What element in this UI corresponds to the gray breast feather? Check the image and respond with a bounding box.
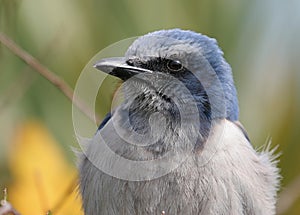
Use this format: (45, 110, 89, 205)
(79, 119, 280, 215)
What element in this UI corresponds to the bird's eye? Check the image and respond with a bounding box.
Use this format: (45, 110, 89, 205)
(167, 60, 183, 72)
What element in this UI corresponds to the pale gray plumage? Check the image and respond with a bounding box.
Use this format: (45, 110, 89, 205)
(78, 29, 280, 215)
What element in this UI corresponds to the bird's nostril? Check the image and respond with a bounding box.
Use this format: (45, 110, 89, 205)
(126, 59, 135, 66)
(162, 95, 171, 102)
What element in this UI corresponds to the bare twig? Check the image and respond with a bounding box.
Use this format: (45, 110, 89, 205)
(0, 31, 99, 123)
(277, 174, 300, 214)
(0, 30, 62, 114)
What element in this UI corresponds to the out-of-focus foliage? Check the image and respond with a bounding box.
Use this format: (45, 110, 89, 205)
(0, 0, 299, 214)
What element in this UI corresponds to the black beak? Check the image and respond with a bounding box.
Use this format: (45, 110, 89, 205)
(93, 57, 153, 81)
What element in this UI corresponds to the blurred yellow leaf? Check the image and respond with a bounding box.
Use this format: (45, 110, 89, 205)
(8, 120, 83, 215)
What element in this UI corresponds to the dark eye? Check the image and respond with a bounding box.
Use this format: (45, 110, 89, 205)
(167, 60, 183, 72)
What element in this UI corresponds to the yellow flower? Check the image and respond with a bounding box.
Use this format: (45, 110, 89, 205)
(8, 120, 83, 215)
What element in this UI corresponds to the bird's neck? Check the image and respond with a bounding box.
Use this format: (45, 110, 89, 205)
(121, 96, 212, 149)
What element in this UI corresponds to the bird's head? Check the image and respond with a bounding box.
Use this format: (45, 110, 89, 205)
(95, 29, 239, 136)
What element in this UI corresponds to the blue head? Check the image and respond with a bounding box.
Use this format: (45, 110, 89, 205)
(95, 29, 239, 131)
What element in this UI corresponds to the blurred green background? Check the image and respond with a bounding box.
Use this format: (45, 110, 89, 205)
(0, 0, 299, 214)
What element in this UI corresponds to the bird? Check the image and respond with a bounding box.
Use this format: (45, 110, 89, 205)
(78, 29, 280, 215)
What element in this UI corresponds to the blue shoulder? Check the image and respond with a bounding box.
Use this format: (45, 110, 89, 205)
(97, 112, 112, 131)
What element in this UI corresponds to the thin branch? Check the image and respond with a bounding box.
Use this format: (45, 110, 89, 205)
(0, 29, 64, 113)
(0, 31, 99, 123)
(277, 174, 300, 214)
